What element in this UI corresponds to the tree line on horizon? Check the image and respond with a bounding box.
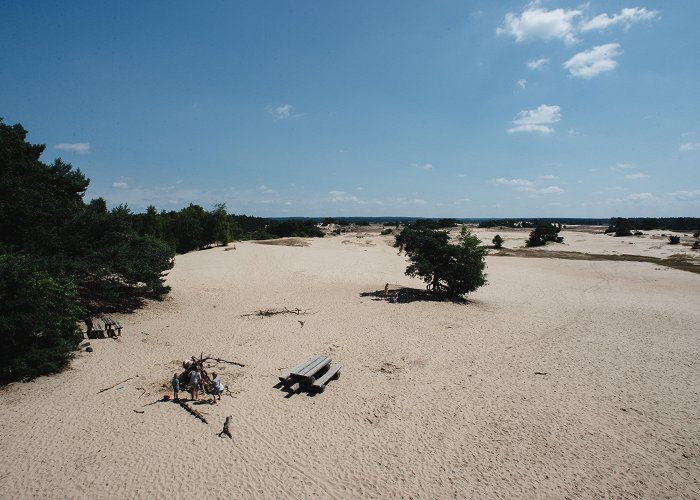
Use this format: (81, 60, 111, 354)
(478, 217, 700, 231)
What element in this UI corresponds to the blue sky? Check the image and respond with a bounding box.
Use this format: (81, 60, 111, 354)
(2, 1, 699, 217)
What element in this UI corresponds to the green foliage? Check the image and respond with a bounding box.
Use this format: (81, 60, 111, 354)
(526, 222, 563, 247)
(412, 218, 460, 229)
(606, 218, 633, 237)
(265, 220, 324, 238)
(668, 235, 680, 245)
(0, 119, 175, 382)
(381, 228, 393, 235)
(492, 234, 504, 248)
(692, 239, 700, 250)
(0, 254, 84, 383)
(394, 225, 487, 297)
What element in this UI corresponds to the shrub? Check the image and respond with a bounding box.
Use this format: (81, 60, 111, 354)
(668, 235, 681, 245)
(492, 234, 504, 248)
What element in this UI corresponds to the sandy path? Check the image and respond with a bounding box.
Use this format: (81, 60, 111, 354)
(0, 233, 698, 498)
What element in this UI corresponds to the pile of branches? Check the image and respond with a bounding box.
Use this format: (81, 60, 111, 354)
(178, 353, 244, 397)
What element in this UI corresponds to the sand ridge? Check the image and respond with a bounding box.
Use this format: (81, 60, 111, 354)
(0, 229, 698, 498)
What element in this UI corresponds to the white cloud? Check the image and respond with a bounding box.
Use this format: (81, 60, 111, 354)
(329, 190, 367, 204)
(516, 79, 527, 89)
(564, 43, 622, 79)
(539, 174, 558, 179)
(624, 173, 649, 179)
(411, 199, 427, 205)
(507, 104, 561, 134)
(670, 190, 700, 201)
(537, 186, 564, 194)
(456, 173, 467, 178)
(266, 104, 302, 120)
(526, 57, 550, 70)
(680, 142, 700, 151)
(494, 178, 534, 187)
(495, 178, 562, 195)
(259, 185, 275, 193)
(497, 6, 582, 45)
(614, 162, 636, 170)
(580, 7, 659, 32)
(54, 142, 90, 154)
(548, 202, 562, 206)
(112, 181, 129, 189)
(626, 192, 653, 201)
(412, 163, 434, 170)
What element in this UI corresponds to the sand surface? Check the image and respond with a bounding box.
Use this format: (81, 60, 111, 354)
(1, 228, 698, 498)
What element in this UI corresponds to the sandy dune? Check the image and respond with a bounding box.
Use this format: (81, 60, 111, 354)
(1, 228, 698, 498)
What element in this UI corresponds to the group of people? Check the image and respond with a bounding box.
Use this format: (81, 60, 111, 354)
(384, 283, 400, 303)
(171, 365, 225, 403)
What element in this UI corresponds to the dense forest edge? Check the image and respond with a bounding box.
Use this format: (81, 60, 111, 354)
(1, 118, 699, 383)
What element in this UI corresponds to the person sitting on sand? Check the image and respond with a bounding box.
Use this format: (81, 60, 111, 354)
(211, 372, 224, 401)
(189, 367, 201, 401)
(171, 373, 180, 400)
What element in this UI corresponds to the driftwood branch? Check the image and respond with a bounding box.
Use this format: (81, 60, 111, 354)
(97, 376, 136, 394)
(177, 399, 208, 424)
(240, 307, 309, 318)
(202, 356, 245, 368)
(218, 416, 233, 439)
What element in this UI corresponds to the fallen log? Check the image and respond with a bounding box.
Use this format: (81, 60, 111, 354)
(177, 399, 208, 424)
(218, 416, 233, 439)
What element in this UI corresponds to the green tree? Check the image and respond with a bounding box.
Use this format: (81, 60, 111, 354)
(492, 234, 504, 248)
(394, 225, 487, 296)
(526, 222, 563, 247)
(606, 218, 633, 237)
(207, 203, 232, 246)
(174, 204, 207, 252)
(0, 119, 175, 382)
(0, 254, 84, 383)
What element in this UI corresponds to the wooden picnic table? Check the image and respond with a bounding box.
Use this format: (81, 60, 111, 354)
(279, 355, 341, 394)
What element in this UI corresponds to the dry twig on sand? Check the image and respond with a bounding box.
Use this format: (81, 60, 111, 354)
(97, 376, 136, 394)
(240, 307, 309, 318)
(201, 356, 245, 368)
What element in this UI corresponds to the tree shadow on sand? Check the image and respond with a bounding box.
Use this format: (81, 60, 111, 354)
(359, 287, 467, 304)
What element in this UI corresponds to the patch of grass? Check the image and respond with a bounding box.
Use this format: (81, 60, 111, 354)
(491, 248, 700, 275)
